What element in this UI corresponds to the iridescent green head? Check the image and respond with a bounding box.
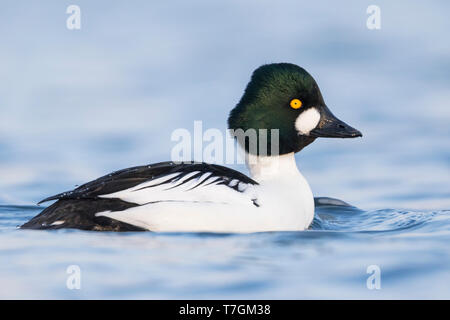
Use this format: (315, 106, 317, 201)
(228, 63, 362, 156)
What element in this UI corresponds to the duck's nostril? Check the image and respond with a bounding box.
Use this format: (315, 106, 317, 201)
(338, 124, 346, 129)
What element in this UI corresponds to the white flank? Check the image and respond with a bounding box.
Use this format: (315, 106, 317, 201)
(96, 153, 315, 233)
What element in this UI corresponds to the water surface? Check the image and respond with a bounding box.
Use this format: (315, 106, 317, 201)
(0, 0, 449, 299)
(1, 204, 449, 299)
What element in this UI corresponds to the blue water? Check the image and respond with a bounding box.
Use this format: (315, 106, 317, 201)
(1, 1, 449, 299)
(1, 204, 449, 299)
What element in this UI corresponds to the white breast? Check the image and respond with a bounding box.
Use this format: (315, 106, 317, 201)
(246, 152, 315, 230)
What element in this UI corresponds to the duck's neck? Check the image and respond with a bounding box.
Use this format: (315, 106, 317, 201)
(246, 152, 301, 182)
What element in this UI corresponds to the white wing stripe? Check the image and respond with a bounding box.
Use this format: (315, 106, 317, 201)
(130, 172, 181, 191)
(163, 171, 201, 190)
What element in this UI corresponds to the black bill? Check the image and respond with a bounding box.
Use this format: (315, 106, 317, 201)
(309, 105, 362, 138)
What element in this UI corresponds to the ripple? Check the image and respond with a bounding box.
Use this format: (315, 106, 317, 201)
(313, 204, 450, 233)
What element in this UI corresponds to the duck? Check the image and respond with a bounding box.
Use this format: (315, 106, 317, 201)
(21, 63, 362, 232)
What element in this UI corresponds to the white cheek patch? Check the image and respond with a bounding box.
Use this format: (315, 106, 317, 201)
(295, 108, 321, 135)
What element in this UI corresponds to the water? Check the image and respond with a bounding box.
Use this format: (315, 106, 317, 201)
(0, 0, 449, 299)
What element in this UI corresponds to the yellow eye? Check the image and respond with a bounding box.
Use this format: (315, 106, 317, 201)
(290, 99, 302, 109)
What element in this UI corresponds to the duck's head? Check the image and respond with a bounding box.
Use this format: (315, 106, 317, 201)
(228, 63, 362, 156)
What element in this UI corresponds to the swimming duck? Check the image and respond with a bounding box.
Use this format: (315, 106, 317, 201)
(21, 63, 362, 232)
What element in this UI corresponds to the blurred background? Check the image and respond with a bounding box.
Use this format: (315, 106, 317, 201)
(0, 0, 449, 209)
(0, 0, 449, 300)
